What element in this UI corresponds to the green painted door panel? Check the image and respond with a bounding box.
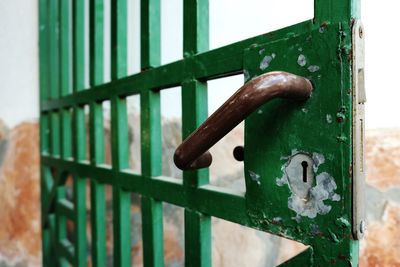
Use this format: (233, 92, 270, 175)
(243, 22, 358, 265)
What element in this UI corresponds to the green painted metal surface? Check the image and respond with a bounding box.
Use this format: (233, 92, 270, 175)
(39, 0, 361, 266)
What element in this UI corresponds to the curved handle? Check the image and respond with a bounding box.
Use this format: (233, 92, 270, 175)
(174, 71, 313, 170)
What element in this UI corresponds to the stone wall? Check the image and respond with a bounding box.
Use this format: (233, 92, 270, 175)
(0, 119, 399, 266)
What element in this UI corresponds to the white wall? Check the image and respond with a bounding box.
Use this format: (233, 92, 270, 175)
(0, 0, 39, 127)
(0, 0, 399, 129)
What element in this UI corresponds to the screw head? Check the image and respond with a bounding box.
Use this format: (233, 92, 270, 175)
(359, 27, 363, 39)
(360, 220, 367, 234)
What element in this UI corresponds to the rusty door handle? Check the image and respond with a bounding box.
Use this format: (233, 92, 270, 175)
(174, 71, 313, 170)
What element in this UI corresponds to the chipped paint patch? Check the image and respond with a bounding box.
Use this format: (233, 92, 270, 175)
(272, 217, 283, 224)
(328, 228, 340, 243)
(297, 54, 307, 67)
(337, 135, 347, 142)
(301, 108, 308, 113)
(326, 114, 333, 124)
(258, 48, 265, 55)
(248, 170, 261, 185)
(276, 151, 340, 219)
(336, 217, 351, 228)
(259, 53, 275, 70)
(308, 65, 320, 72)
(243, 69, 250, 81)
(312, 152, 325, 172)
(336, 111, 345, 122)
(310, 224, 322, 235)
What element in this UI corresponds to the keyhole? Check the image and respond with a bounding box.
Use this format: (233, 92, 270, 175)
(301, 161, 308, 183)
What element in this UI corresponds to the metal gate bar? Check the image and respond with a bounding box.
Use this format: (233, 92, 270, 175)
(39, 0, 360, 266)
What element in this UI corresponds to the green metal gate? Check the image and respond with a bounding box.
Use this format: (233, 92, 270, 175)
(39, 0, 364, 266)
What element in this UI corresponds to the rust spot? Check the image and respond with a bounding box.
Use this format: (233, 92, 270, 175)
(337, 254, 346, 261)
(348, 164, 353, 178)
(347, 48, 353, 61)
(271, 219, 282, 225)
(320, 21, 328, 29)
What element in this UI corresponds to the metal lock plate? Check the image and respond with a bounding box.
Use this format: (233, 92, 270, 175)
(352, 20, 366, 240)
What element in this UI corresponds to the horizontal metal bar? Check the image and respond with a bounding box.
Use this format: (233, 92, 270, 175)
(41, 155, 248, 225)
(40, 20, 312, 112)
(57, 199, 75, 220)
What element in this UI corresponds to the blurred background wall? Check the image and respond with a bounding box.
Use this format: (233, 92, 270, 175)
(0, 0, 400, 266)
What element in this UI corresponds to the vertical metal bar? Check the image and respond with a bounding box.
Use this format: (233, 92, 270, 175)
(90, 0, 104, 86)
(48, 214, 58, 266)
(55, 187, 68, 267)
(140, 0, 163, 266)
(59, 0, 71, 97)
(72, 0, 87, 265)
(110, 0, 130, 265)
(39, 0, 49, 103)
(184, 211, 211, 265)
(89, 1, 106, 265)
(60, 0, 72, 158)
(42, 227, 52, 267)
(90, 178, 106, 267)
(183, 0, 209, 57)
(58, 8, 72, 255)
(140, 92, 163, 267)
(40, 114, 50, 155)
(60, 110, 72, 159)
(39, 0, 51, 265)
(73, 0, 85, 91)
(111, 95, 131, 267)
(140, 0, 160, 70)
(73, 102, 87, 267)
(50, 112, 60, 157)
(140, 92, 161, 176)
(89, 102, 106, 267)
(48, 0, 60, 99)
(111, 0, 127, 79)
(182, 1, 211, 266)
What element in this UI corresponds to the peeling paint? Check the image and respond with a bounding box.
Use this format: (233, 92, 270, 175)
(259, 54, 275, 70)
(337, 135, 347, 142)
(310, 224, 322, 235)
(258, 48, 265, 55)
(336, 217, 351, 228)
(301, 108, 308, 114)
(308, 65, 320, 72)
(328, 228, 340, 243)
(326, 114, 333, 124)
(276, 151, 340, 219)
(312, 152, 325, 172)
(297, 54, 307, 67)
(248, 170, 261, 185)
